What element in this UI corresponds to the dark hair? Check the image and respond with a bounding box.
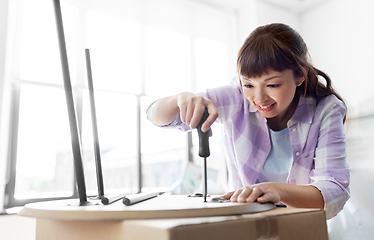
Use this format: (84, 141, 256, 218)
(237, 23, 347, 123)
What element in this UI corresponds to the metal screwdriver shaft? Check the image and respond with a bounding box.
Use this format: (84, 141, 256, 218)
(196, 108, 211, 202)
(203, 156, 208, 202)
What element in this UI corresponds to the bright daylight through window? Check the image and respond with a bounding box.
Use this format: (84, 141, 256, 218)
(4, 0, 235, 207)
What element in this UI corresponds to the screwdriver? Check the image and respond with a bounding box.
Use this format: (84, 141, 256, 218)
(196, 108, 211, 202)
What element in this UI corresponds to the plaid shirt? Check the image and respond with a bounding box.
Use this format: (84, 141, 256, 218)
(163, 81, 350, 219)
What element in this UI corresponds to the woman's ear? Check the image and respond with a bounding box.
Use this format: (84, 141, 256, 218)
(297, 76, 305, 86)
(297, 66, 309, 86)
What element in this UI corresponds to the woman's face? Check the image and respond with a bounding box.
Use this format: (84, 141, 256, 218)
(240, 69, 304, 121)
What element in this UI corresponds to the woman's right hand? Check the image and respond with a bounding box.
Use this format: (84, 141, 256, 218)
(177, 92, 218, 132)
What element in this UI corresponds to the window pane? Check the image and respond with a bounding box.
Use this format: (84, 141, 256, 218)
(193, 38, 229, 194)
(19, 0, 78, 85)
(86, 11, 142, 94)
(15, 85, 73, 199)
(195, 38, 229, 92)
(145, 26, 192, 96)
(82, 90, 138, 194)
(11, 0, 236, 203)
(141, 96, 186, 189)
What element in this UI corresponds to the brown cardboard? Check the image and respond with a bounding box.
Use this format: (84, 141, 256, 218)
(34, 208, 327, 240)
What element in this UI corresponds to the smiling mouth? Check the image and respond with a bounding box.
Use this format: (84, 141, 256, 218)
(258, 103, 275, 109)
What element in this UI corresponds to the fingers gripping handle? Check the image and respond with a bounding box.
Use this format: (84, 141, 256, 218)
(197, 108, 211, 158)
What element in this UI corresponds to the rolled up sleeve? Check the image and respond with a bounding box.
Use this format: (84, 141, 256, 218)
(309, 97, 350, 219)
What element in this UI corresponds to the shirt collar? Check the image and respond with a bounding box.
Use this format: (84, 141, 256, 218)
(289, 96, 315, 125)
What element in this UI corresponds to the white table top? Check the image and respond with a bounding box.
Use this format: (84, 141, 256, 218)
(18, 195, 275, 221)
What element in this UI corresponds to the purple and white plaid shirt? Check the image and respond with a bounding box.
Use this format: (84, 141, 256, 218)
(162, 81, 350, 219)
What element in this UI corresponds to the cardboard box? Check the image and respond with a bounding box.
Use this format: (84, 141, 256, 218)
(35, 207, 327, 240)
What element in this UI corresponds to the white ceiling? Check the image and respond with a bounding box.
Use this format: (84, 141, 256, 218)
(189, 0, 329, 13)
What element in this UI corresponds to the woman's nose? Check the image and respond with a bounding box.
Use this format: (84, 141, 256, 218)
(254, 88, 268, 102)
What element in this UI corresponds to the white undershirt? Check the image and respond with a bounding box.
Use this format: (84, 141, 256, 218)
(257, 127, 293, 183)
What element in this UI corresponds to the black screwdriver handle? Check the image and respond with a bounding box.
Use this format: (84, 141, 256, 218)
(196, 108, 211, 158)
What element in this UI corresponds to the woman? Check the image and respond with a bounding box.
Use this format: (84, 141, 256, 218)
(146, 23, 350, 219)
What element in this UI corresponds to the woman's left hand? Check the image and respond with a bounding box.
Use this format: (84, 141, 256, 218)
(221, 183, 324, 209)
(221, 182, 283, 204)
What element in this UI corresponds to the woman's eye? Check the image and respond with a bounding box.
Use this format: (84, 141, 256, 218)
(268, 84, 280, 88)
(244, 84, 253, 88)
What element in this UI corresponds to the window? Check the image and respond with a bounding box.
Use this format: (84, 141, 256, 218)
(3, 0, 236, 208)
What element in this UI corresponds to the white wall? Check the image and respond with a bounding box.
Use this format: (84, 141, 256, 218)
(301, 0, 374, 117)
(236, 0, 300, 49)
(256, 1, 300, 33)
